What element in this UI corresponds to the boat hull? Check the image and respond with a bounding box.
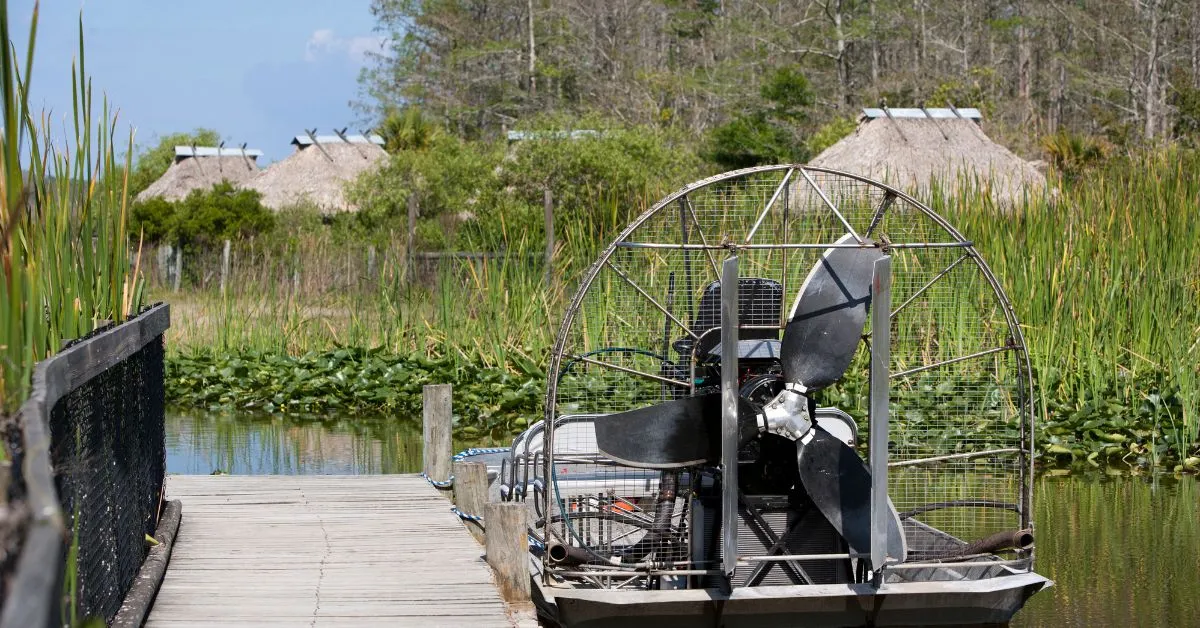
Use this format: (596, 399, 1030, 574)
(535, 571, 1050, 628)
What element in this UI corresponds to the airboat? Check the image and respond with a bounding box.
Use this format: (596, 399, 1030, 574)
(475, 166, 1050, 627)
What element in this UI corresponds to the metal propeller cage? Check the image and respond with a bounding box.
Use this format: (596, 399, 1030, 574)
(538, 165, 1035, 589)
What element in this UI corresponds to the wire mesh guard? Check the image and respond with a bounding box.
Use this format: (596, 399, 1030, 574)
(48, 334, 166, 622)
(533, 166, 1034, 590)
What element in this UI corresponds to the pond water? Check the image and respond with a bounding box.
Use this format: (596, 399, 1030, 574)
(167, 411, 1198, 627)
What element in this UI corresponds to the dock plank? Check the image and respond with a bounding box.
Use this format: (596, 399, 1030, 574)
(145, 475, 520, 628)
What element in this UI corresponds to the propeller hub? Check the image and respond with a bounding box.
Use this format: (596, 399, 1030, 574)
(758, 388, 812, 441)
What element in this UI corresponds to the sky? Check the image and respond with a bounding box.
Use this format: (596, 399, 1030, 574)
(11, 1, 386, 162)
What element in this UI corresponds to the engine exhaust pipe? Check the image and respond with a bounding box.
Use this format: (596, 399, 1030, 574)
(547, 543, 603, 566)
(961, 528, 1035, 556)
(925, 529, 1034, 561)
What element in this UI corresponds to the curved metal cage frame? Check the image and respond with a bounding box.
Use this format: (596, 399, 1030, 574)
(540, 165, 1035, 588)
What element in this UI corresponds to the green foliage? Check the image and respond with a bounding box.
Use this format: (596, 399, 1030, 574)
(1041, 131, 1109, 182)
(497, 118, 702, 225)
(348, 133, 501, 241)
(127, 128, 220, 197)
(1171, 78, 1200, 145)
(1, 5, 144, 413)
(350, 117, 702, 249)
(167, 348, 546, 442)
(175, 183, 274, 246)
(377, 105, 442, 152)
(131, 183, 275, 248)
(129, 197, 175, 243)
(760, 66, 815, 123)
(704, 113, 801, 170)
(704, 67, 816, 170)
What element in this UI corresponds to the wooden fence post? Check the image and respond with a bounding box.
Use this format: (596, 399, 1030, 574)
(406, 194, 418, 284)
(484, 502, 530, 602)
(544, 188, 555, 285)
(172, 247, 183, 293)
(452, 461, 488, 544)
(367, 246, 377, 284)
(220, 239, 231, 295)
(422, 384, 453, 487)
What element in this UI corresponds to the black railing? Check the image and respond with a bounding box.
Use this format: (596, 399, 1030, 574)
(1, 304, 169, 628)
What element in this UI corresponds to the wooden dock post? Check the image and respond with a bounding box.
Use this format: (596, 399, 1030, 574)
(423, 384, 453, 488)
(453, 461, 488, 544)
(484, 502, 530, 602)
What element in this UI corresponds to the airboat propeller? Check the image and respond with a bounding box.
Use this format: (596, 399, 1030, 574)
(594, 230, 906, 562)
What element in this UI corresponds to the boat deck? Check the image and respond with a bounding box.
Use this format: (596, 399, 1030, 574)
(145, 475, 524, 627)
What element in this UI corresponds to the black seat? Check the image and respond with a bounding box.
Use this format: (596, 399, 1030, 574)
(673, 277, 783, 359)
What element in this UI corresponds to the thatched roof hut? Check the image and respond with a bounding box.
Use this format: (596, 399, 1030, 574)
(136, 147, 262, 202)
(808, 108, 1046, 206)
(244, 134, 387, 212)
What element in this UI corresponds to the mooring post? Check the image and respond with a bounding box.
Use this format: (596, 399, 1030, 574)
(453, 461, 488, 544)
(422, 384, 453, 489)
(484, 502, 530, 602)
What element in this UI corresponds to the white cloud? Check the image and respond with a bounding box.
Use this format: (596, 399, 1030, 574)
(304, 29, 385, 64)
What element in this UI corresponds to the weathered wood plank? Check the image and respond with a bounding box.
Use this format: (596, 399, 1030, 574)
(144, 474, 520, 628)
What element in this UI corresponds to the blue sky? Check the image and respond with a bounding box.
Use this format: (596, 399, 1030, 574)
(11, 1, 385, 162)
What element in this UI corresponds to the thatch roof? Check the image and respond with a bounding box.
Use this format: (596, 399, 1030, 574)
(244, 141, 387, 212)
(136, 148, 261, 202)
(808, 111, 1046, 206)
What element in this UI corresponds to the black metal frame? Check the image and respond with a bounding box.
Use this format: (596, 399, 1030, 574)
(1, 303, 169, 628)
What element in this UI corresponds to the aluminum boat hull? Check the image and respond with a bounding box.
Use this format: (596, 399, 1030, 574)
(534, 571, 1050, 628)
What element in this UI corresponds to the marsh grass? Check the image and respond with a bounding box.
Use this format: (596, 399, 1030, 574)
(165, 151, 1199, 462)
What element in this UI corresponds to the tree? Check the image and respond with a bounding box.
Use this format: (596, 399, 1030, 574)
(358, 0, 1200, 151)
(127, 129, 221, 197)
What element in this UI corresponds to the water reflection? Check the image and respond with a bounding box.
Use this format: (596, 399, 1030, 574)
(166, 411, 425, 474)
(166, 412, 1198, 626)
(1015, 474, 1198, 627)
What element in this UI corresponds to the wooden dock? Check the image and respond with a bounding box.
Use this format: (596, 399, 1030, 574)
(145, 475, 524, 627)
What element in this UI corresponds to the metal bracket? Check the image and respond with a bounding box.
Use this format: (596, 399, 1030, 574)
(869, 255, 892, 583)
(720, 256, 740, 577)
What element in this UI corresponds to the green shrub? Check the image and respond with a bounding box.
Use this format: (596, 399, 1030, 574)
(1041, 131, 1109, 182)
(704, 114, 802, 169)
(131, 182, 275, 248)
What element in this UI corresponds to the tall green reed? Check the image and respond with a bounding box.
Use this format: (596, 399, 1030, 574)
(0, 3, 143, 420)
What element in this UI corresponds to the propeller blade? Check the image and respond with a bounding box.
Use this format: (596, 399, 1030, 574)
(595, 394, 760, 469)
(796, 426, 907, 563)
(781, 233, 884, 390)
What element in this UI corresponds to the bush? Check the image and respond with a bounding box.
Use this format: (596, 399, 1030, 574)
(1042, 131, 1109, 182)
(348, 117, 703, 249)
(131, 182, 275, 248)
(704, 113, 801, 169)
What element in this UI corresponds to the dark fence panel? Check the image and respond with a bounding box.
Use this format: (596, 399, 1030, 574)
(1, 304, 169, 628)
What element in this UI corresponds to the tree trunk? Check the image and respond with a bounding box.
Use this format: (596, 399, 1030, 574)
(1017, 4, 1033, 125)
(834, 0, 848, 108)
(870, 0, 880, 85)
(1144, 0, 1163, 140)
(527, 0, 537, 98)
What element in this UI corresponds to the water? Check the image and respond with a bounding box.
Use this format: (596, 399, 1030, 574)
(168, 412, 1199, 627)
(167, 411, 426, 474)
